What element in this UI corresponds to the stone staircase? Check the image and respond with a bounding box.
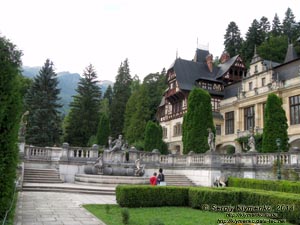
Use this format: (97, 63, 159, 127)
(164, 174, 196, 186)
(75, 174, 149, 186)
(23, 168, 63, 183)
(22, 183, 116, 195)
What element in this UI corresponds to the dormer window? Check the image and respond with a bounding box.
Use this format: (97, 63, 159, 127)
(254, 65, 258, 74)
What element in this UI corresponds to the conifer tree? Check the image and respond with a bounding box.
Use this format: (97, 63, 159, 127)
(103, 85, 113, 107)
(182, 88, 215, 154)
(224, 21, 243, 57)
(64, 64, 101, 146)
(271, 13, 282, 37)
(25, 59, 62, 146)
(96, 113, 110, 147)
(0, 35, 22, 218)
(282, 8, 296, 42)
(262, 94, 289, 152)
(242, 19, 265, 65)
(110, 59, 132, 138)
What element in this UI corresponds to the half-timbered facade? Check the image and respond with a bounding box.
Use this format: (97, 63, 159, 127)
(157, 49, 247, 153)
(157, 45, 300, 154)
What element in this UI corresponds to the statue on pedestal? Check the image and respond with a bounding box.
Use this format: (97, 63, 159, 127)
(207, 128, 215, 152)
(248, 134, 256, 152)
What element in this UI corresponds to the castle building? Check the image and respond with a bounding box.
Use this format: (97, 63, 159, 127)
(157, 45, 300, 154)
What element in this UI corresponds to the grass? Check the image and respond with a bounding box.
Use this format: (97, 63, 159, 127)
(83, 204, 294, 225)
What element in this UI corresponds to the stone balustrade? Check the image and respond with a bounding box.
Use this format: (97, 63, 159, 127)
(24, 145, 300, 169)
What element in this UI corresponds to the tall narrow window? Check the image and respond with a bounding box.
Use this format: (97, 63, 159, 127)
(244, 106, 255, 130)
(290, 95, 300, 125)
(261, 77, 266, 86)
(216, 125, 221, 135)
(162, 127, 168, 138)
(225, 111, 234, 134)
(249, 82, 253, 91)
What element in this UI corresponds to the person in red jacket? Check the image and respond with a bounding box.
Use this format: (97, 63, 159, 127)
(150, 172, 157, 186)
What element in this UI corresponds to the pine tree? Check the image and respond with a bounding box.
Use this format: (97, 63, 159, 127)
(64, 64, 101, 146)
(262, 94, 289, 152)
(242, 19, 265, 65)
(224, 21, 243, 57)
(103, 85, 113, 107)
(25, 59, 62, 146)
(271, 13, 282, 37)
(110, 59, 132, 138)
(96, 113, 110, 146)
(0, 35, 22, 218)
(259, 16, 270, 40)
(182, 88, 215, 154)
(282, 8, 296, 42)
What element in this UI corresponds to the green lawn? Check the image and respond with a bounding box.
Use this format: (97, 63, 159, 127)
(83, 204, 293, 225)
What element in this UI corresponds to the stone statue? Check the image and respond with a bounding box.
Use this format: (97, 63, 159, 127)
(94, 154, 103, 171)
(248, 134, 256, 152)
(207, 128, 215, 151)
(110, 135, 123, 152)
(18, 111, 29, 139)
(134, 158, 145, 176)
(108, 136, 113, 150)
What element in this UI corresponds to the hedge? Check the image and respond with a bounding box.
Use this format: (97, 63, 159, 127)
(228, 177, 300, 194)
(116, 185, 300, 224)
(189, 187, 300, 224)
(116, 185, 189, 208)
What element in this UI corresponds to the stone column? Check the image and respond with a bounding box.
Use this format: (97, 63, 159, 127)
(60, 142, 69, 161)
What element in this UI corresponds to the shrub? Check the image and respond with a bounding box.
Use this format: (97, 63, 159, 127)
(116, 185, 189, 207)
(227, 177, 300, 194)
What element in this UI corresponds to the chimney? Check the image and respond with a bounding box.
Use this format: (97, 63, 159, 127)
(220, 51, 230, 63)
(206, 54, 213, 72)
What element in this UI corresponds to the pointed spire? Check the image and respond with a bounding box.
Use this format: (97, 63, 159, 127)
(284, 43, 298, 63)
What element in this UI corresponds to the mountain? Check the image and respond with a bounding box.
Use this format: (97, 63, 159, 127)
(22, 67, 114, 115)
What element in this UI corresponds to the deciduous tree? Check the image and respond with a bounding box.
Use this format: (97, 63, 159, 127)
(0, 35, 22, 218)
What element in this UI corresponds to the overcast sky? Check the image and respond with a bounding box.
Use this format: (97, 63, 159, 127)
(0, 0, 299, 81)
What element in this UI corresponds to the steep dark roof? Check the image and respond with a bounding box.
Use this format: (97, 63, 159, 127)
(194, 49, 210, 63)
(284, 44, 298, 63)
(224, 82, 241, 99)
(274, 58, 300, 81)
(173, 58, 218, 90)
(216, 55, 239, 79)
(263, 60, 280, 69)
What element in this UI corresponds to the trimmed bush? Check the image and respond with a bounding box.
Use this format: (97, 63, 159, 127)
(189, 187, 300, 224)
(188, 187, 240, 209)
(116, 185, 189, 207)
(116, 185, 300, 224)
(228, 177, 300, 194)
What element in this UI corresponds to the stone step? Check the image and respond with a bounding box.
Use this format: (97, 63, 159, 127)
(22, 184, 115, 195)
(24, 168, 62, 183)
(164, 174, 196, 186)
(75, 174, 149, 185)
